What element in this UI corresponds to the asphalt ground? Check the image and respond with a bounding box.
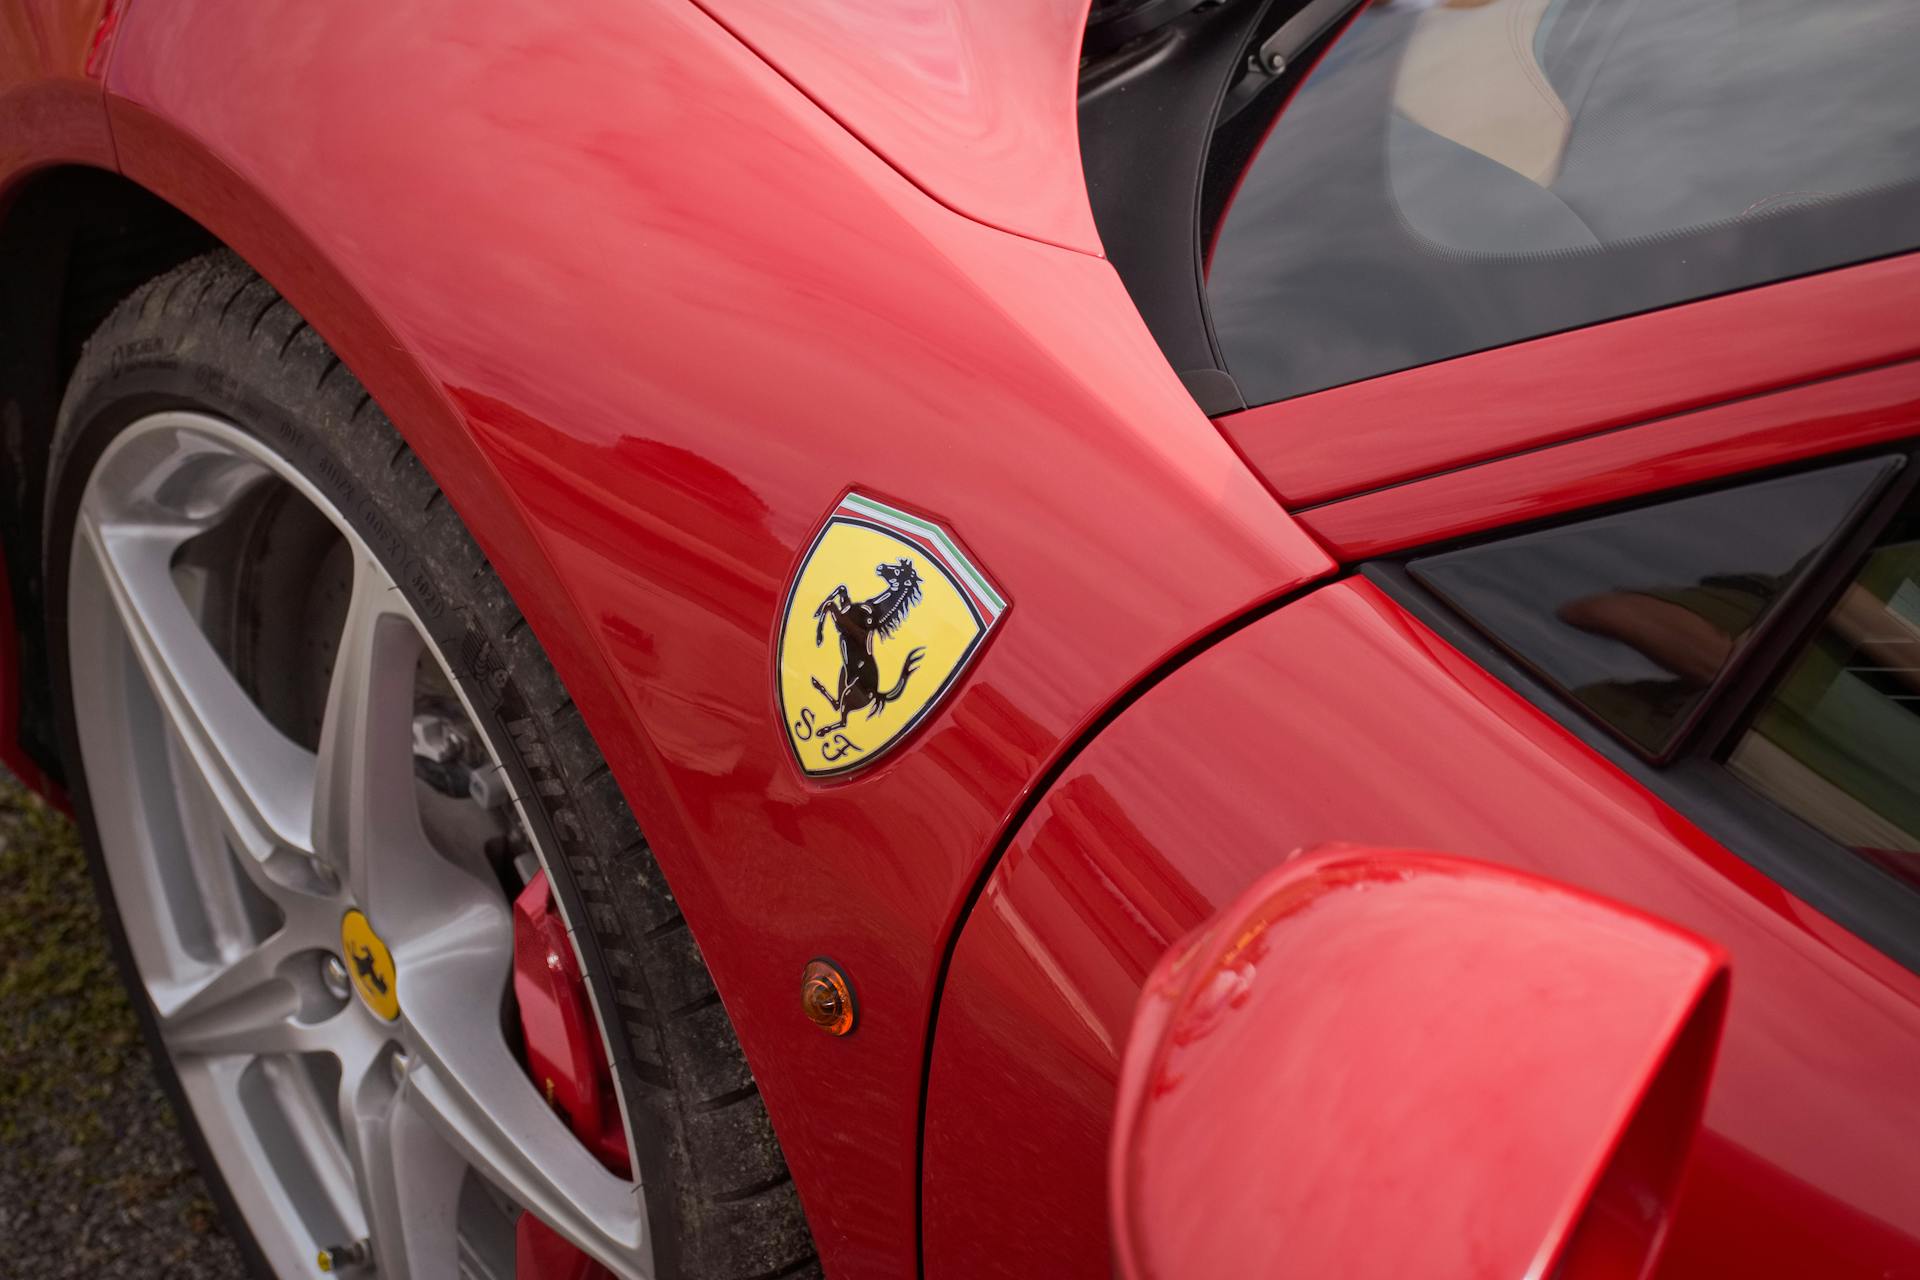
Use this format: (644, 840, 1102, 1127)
(0, 774, 247, 1279)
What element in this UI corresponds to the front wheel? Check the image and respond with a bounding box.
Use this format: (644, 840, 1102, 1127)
(43, 251, 816, 1279)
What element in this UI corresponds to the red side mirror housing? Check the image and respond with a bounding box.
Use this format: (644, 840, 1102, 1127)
(1110, 847, 1729, 1280)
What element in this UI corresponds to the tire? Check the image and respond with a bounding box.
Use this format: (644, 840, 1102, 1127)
(42, 248, 817, 1279)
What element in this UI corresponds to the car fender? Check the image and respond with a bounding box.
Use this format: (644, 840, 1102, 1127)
(95, 1, 1333, 1271)
(0, 0, 116, 176)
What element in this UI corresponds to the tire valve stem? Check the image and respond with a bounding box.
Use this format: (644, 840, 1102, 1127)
(316, 1239, 370, 1273)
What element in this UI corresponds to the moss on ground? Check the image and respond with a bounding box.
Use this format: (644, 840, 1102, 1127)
(0, 778, 135, 1143)
(0, 775, 245, 1276)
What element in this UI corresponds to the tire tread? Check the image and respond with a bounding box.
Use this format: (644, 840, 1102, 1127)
(51, 249, 814, 1280)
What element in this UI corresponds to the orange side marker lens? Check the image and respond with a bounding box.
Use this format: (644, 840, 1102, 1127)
(801, 958, 856, 1036)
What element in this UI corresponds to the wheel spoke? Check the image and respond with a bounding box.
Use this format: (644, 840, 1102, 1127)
(312, 546, 434, 916)
(169, 723, 347, 935)
(340, 1042, 468, 1280)
(169, 728, 279, 938)
(399, 910, 651, 1276)
(76, 512, 316, 857)
(71, 411, 651, 1278)
(179, 1053, 368, 1280)
(156, 931, 320, 1058)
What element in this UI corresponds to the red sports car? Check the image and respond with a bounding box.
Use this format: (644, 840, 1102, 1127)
(4, 0, 1918, 1276)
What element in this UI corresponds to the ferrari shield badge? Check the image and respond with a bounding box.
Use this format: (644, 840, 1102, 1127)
(340, 909, 399, 1022)
(778, 493, 1007, 777)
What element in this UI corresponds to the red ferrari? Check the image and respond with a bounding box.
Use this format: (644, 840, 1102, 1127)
(4, 0, 1919, 1276)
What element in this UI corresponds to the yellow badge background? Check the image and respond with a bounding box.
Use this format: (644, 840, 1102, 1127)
(779, 519, 984, 776)
(340, 908, 399, 1022)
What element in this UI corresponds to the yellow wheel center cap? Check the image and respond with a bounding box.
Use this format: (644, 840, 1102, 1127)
(340, 909, 399, 1021)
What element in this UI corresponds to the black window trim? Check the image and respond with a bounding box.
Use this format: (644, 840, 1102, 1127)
(1409, 455, 1907, 768)
(1078, 0, 1327, 415)
(1366, 445, 1920, 976)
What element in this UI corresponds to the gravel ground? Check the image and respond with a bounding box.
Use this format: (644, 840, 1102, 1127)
(0, 774, 248, 1279)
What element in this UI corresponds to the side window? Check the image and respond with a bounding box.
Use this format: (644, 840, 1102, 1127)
(1409, 459, 1899, 757)
(1731, 501, 1920, 890)
(1398, 451, 1920, 963)
(1207, 0, 1920, 406)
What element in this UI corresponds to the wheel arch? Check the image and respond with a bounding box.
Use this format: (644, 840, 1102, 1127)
(0, 131, 647, 818)
(92, 98, 663, 821)
(0, 164, 214, 788)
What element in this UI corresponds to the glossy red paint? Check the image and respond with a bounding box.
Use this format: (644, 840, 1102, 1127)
(923, 578, 1920, 1278)
(1215, 253, 1920, 509)
(1299, 356, 1920, 561)
(0, 0, 116, 174)
(74, 2, 1332, 1271)
(690, 0, 1100, 254)
(1111, 848, 1727, 1280)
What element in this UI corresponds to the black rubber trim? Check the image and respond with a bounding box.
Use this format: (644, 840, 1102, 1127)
(1688, 452, 1920, 754)
(1178, 367, 1247, 416)
(1078, 0, 1273, 378)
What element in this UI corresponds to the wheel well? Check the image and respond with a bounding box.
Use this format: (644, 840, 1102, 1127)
(0, 167, 216, 780)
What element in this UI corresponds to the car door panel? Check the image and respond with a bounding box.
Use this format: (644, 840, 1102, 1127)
(924, 578, 1920, 1278)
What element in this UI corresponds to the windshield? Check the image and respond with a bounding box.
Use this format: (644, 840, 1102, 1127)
(1207, 0, 1920, 407)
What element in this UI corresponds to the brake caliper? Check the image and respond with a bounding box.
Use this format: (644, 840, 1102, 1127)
(512, 869, 629, 1279)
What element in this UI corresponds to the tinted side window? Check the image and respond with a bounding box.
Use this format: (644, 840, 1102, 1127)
(1410, 459, 1899, 757)
(1732, 497, 1920, 890)
(1208, 0, 1920, 406)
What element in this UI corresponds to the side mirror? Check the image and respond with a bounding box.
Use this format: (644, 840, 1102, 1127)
(1110, 847, 1728, 1280)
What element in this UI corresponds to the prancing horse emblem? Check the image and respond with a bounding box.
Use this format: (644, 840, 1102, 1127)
(810, 559, 927, 735)
(778, 493, 1007, 777)
(339, 908, 400, 1021)
(350, 943, 389, 996)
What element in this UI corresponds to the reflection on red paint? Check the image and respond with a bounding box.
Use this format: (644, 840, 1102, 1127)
(83, 0, 125, 79)
(1110, 848, 1726, 1280)
(925, 581, 1920, 1278)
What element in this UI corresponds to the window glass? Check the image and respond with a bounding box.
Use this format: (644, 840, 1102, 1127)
(1732, 495, 1920, 890)
(1410, 459, 1897, 756)
(1208, 0, 1920, 406)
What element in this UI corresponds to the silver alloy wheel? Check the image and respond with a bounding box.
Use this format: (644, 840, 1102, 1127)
(66, 411, 651, 1279)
